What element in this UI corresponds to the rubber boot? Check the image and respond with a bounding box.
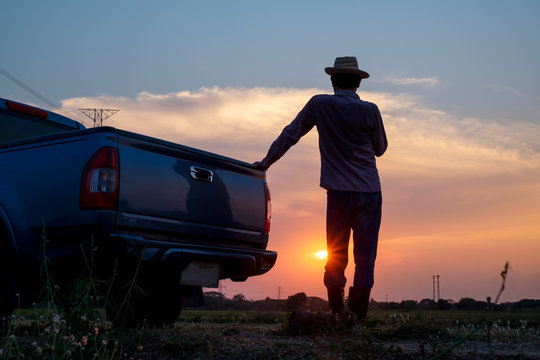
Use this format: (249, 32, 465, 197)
(327, 287, 344, 315)
(348, 287, 371, 320)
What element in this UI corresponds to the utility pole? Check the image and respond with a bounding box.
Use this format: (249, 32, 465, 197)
(437, 275, 440, 301)
(433, 275, 436, 301)
(278, 286, 281, 300)
(78, 108, 119, 127)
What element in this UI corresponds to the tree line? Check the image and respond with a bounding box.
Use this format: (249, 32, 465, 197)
(199, 292, 540, 312)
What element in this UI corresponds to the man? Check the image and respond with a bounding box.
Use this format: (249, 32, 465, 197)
(256, 56, 387, 320)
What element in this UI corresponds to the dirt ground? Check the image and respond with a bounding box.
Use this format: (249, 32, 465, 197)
(2, 309, 539, 359)
(129, 322, 540, 360)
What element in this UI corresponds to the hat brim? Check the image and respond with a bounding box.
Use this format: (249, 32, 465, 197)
(325, 67, 370, 79)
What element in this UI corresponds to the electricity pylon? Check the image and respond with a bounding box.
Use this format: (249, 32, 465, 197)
(78, 108, 119, 127)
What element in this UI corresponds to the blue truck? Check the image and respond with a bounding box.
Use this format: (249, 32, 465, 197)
(0, 97, 276, 326)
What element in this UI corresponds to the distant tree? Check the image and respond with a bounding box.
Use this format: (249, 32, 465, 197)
(306, 296, 328, 312)
(456, 297, 487, 310)
(253, 297, 286, 311)
(372, 301, 400, 310)
(437, 299, 453, 310)
(492, 303, 509, 312)
(418, 298, 438, 310)
(204, 291, 226, 301)
(513, 299, 540, 310)
(286, 292, 308, 311)
(233, 293, 246, 303)
(399, 300, 418, 310)
(202, 291, 227, 309)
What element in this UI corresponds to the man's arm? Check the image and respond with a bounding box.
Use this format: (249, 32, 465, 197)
(371, 105, 388, 157)
(258, 98, 316, 170)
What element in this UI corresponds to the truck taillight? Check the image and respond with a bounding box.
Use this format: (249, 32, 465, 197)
(264, 182, 271, 234)
(80, 147, 119, 210)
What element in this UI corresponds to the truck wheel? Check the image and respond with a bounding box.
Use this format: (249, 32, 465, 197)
(0, 231, 14, 319)
(0, 273, 14, 319)
(105, 274, 182, 328)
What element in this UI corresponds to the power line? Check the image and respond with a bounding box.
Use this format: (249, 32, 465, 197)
(0, 65, 89, 125)
(0, 65, 58, 109)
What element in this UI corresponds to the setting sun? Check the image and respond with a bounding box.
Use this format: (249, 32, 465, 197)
(314, 250, 327, 259)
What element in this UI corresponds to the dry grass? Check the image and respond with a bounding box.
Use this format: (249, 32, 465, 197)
(1, 308, 539, 359)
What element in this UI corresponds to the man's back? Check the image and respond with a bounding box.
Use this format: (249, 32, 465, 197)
(310, 90, 386, 192)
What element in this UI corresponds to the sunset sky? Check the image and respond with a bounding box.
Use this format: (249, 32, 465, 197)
(2, 1, 539, 302)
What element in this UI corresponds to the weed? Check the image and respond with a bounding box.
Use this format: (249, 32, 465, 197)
(0, 229, 150, 359)
(430, 261, 514, 360)
(2, 242, 538, 360)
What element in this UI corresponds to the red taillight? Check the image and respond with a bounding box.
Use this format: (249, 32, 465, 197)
(6, 100, 49, 119)
(264, 182, 272, 234)
(80, 146, 119, 210)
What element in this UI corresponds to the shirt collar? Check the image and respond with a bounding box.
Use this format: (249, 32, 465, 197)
(334, 90, 359, 99)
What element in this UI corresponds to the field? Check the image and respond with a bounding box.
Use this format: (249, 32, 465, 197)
(1, 308, 539, 359)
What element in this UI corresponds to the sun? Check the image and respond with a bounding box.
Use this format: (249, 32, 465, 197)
(314, 250, 327, 259)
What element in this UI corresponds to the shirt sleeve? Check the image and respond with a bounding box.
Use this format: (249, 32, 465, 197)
(260, 98, 316, 169)
(371, 104, 388, 157)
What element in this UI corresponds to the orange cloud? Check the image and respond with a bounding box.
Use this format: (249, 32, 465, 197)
(59, 87, 540, 301)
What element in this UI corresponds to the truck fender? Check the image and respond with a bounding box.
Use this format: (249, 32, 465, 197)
(0, 204, 20, 263)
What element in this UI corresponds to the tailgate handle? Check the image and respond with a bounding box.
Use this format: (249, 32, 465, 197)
(190, 166, 214, 182)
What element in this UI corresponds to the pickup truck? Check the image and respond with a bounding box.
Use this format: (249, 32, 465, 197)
(0, 97, 276, 326)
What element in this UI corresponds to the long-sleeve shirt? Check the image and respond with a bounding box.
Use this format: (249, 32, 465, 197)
(261, 90, 387, 192)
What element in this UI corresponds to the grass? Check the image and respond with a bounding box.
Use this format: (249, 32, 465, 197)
(2, 238, 536, 358)
(2, 308, 539, 359)
(178, 309, 289, 324)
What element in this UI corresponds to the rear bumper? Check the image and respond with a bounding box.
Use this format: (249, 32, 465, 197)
(108, 233, 277, 281)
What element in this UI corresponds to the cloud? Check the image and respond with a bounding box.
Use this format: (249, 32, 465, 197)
(60, 86, 316, 161)
(59, 87, 540, 222)
(60, 86, 539, 171)
(492, 84, 523, 97)
(59, 86, 540, 301)
(383, 76, 439, 86)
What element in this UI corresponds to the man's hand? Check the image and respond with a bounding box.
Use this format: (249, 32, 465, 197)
(253, 161, 268, 171)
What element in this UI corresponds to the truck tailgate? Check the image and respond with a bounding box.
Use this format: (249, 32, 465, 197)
(116, 131, 268, 248)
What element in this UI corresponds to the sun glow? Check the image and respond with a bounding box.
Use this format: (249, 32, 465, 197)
(314, 250, 327, 259)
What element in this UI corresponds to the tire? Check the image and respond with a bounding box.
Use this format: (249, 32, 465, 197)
(0, 231, 14, 319)
(105, 264, 182, 328)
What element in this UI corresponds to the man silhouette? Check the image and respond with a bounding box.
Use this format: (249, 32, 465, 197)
(256, 56, 387, 319)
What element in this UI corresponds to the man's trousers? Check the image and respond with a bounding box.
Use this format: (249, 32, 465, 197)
(324, 190, 382, 289)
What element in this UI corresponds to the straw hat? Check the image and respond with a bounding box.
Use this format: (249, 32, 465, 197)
(325, 56, 369, 78)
